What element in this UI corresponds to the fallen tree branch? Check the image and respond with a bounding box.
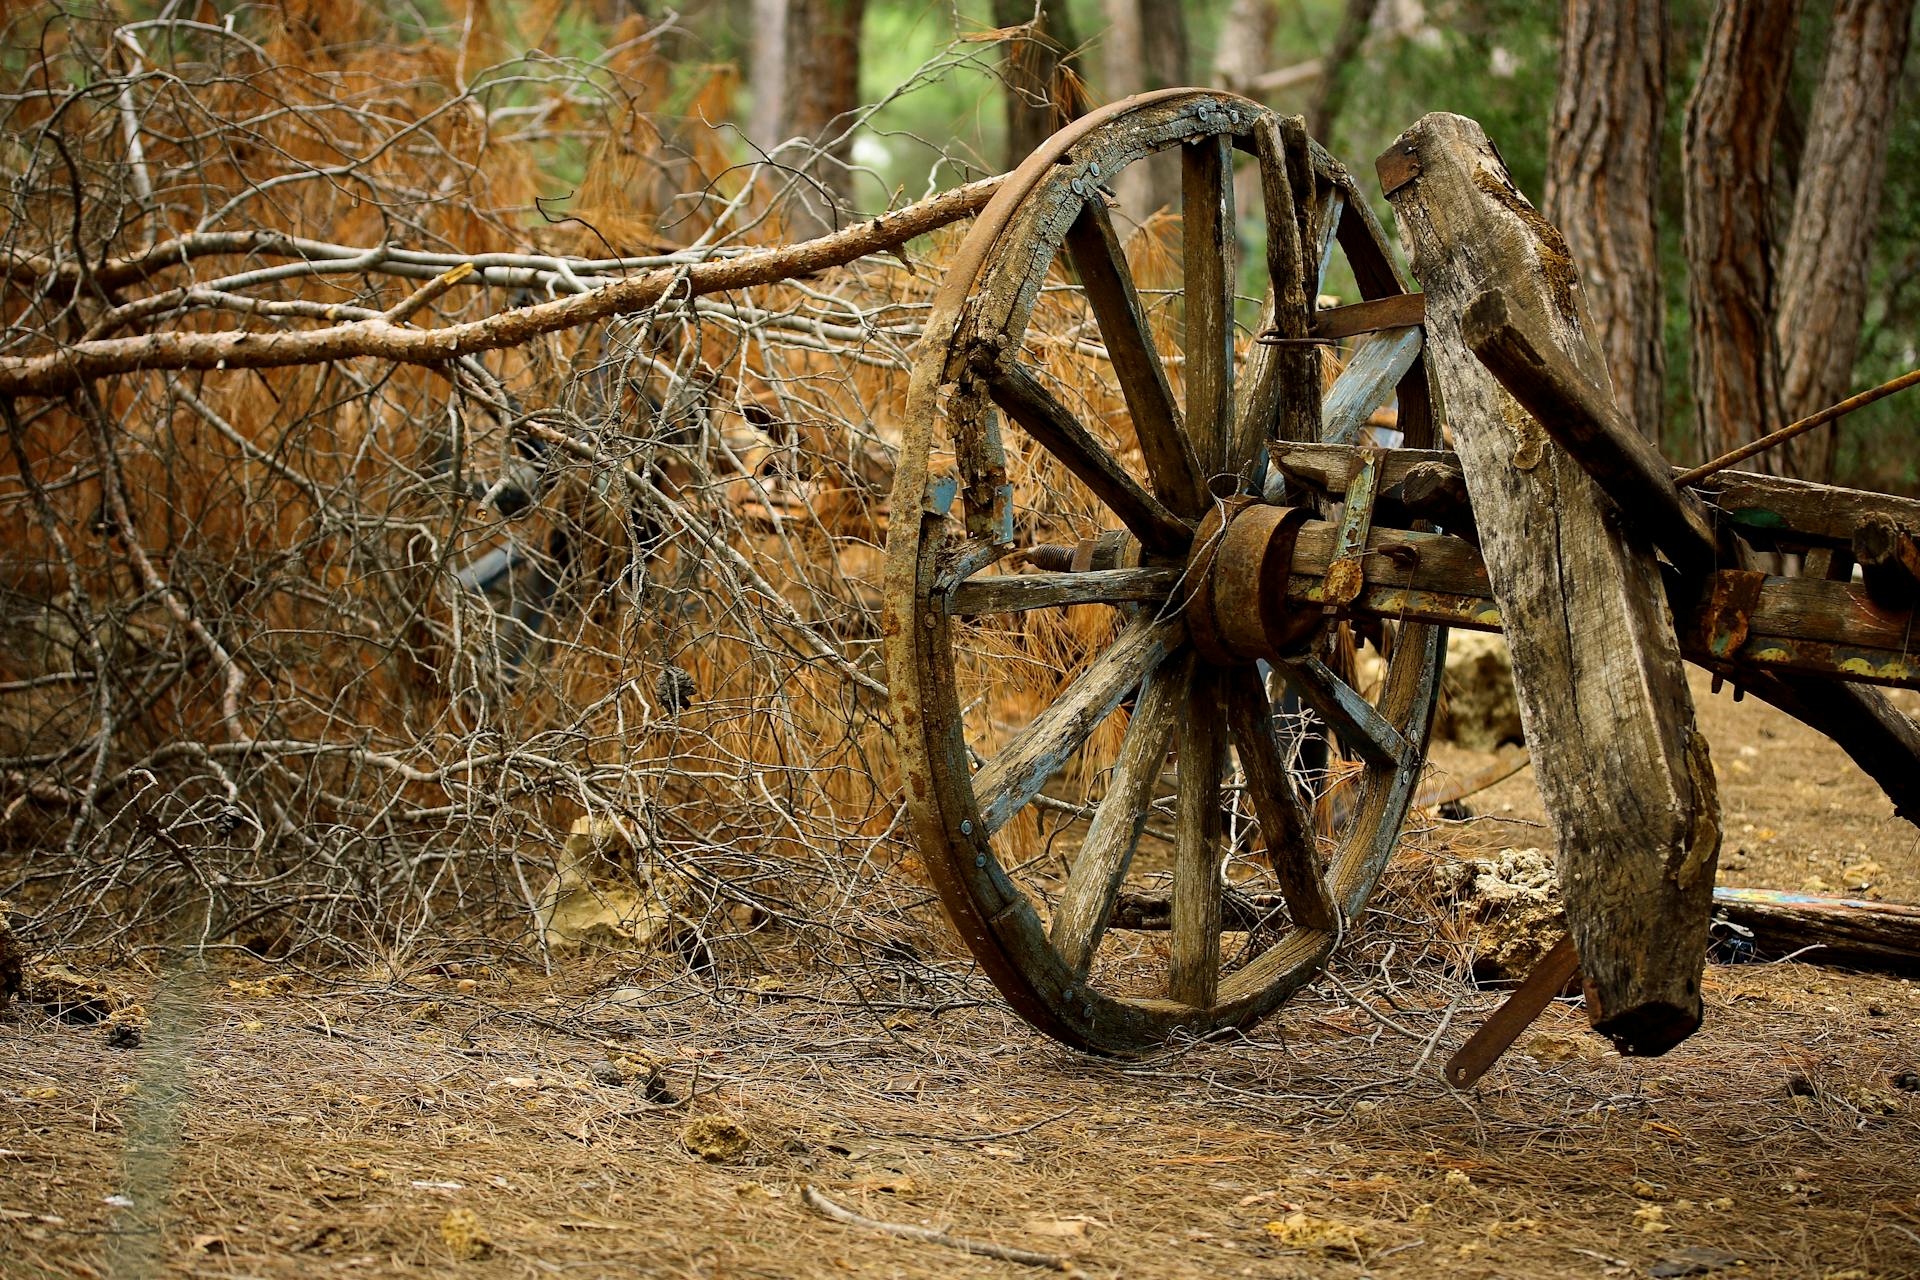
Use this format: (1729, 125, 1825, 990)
(0, 175, 1003, 399)
(800, 1185, 1089, 1277)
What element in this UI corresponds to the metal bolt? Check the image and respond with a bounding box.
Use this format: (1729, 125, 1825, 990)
(975, 854, 986, 868)
(960, 819, 973, 835)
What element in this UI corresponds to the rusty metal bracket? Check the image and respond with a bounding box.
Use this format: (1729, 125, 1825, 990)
(1375, 139, 1421, 196)
(1692, 568, 1767, 660)
(1443, 934, 1582, 1089)
(1322, 450, 1384, 612)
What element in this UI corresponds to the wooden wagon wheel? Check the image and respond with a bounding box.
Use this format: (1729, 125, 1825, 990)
(884, 89, 1445, 1055)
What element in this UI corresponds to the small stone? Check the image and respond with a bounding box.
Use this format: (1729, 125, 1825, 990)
(590, 1059, 625, 1087)
(681, 1115, 752, 1163)
(439, 1208, 491, 1261)
(1785, 1074, 1817, 1098)
(1891, 1071, 1919, 1091)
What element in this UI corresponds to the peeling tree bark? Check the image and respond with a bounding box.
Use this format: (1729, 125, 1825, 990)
(1546, 0, 1669, 441)
(1681, 0, 1802, 469)
(1775, 0, 1916, 481)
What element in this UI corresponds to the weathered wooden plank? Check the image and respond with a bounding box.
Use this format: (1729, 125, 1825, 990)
(1384, 112, 1718, 1056)
(1275, 439, 1920, 551)
(1064, 199, 1204, 515)
(947, 566, 1180, 617)
(1320, 328, 1423, 445)
(1697, 472, 1920, 549)
(986, 361, 1191, 553)
(1308, 292, 1425, 340)
(1183, 134, 1237, 479)
(1170, 661, 1225, 1007)
(1112, 885, 1920, 975)
(1049, 659, 1184, 975)
(1310, 185, 1345, 292)
(971, 614, 1184, 837)
(1223, 664, 1337, 931)
(1461, 288, 1718, 577)
(1711, 888, 1920, 973)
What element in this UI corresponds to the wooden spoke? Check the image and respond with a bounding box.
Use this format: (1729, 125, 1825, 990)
(1277, 116, 1317, 287)
(971, 614, 1185, 837)
(1277, 655, 1408, 771)
(1223, 663, 1337, 932)
(1170, 661, 1226, 1007)
(1251, 118, 1321, 455)
(1321, 327, 1423, 445)
(1064, 198, 1205, 514)
(986, 361, 1191, 553)
(1310, 184, 1346, 296)
(947, 566, 1181, 617)
(1182, 135, 1237, 478)
(1049, 658, 1184, 976)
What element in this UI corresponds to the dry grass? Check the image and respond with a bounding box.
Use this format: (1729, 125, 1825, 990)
(4, 921, 1918, 1280)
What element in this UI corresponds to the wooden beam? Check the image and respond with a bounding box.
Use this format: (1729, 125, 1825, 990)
(1461, 289, 1718, 577)
(1384, 112, 1719, 1057)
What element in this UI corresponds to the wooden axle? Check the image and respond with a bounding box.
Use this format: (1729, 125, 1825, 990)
(1172, 500, 1920, 692)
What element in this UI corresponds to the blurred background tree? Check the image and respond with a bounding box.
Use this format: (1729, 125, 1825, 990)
(722, 0, 1920, 490)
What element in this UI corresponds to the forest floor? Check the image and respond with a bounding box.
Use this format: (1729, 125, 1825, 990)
(4, 673, 1919, 1280)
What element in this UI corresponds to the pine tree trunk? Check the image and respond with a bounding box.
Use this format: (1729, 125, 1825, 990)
(1136, 0, 1189, 214)
(749, 0, 788, 152)
(1775, 0, 1916, 481)
(785, 0, 866, 233)
(1681, 0, 1802, 469)
(994, 0, 1084, 169)
(1212, 0, 1275, 96)
(1546, 0, 1669, 442)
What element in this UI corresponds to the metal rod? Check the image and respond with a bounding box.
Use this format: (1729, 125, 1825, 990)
(1676, 366, 1920, 486)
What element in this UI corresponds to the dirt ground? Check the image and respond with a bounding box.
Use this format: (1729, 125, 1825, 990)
(1425, 670, 1920, 904)
(5, 675, 1919, 1280)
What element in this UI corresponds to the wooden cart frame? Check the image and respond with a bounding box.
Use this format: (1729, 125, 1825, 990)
(882, 91, 1920, 1079)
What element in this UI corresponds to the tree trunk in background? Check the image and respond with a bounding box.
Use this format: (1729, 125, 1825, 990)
(749, 0, 787, 152)
(994, 0, 1084, 170)
(1682, 0, 1802, 469)
(1137, 0, 1189, 214)
(1307, 0, 1382, 146)
(1213, 0, 1275, 220)
(1213, 0, 1275, 96)
(1546, 0, 1669, 441)
(1103, 0, 1153, 220)
(1775, 0, 1915, 481)
(784, 0, 866, 233)
(1102, 0, 1186, 218)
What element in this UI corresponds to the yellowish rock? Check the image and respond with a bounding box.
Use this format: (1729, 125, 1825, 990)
(439, 1208, 491, 1260)
(1263, 1213, 1375, 1257)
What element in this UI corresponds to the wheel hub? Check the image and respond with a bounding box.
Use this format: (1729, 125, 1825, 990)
(1183, 500, 1326, 664)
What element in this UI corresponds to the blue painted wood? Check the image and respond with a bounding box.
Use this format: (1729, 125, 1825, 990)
(1321, 326, 1423, 446)
(970, 614, 1184, 837)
